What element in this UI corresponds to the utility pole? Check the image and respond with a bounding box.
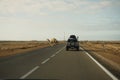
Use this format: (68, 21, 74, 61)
(64, 32, 65, 41)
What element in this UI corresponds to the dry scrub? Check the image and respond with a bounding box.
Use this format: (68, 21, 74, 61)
(0, 41, 50, 57)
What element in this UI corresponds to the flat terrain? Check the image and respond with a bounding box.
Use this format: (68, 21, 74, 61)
(80, 41, 120, 79)
(0, 41, 50, 57)
(0, 44, 117, 80)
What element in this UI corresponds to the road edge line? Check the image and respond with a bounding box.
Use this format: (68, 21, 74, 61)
(80, 47, 118, 80)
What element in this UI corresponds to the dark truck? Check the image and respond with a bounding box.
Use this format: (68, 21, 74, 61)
(66, 35, 79, 51)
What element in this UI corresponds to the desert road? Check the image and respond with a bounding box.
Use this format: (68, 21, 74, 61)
(0, 44, 118, 80)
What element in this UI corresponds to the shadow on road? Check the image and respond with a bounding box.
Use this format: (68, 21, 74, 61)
(66, 49, 104, 52)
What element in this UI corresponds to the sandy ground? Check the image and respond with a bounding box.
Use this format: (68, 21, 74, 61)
(0, 41, 51, 57)
(80, 41, 120, 78)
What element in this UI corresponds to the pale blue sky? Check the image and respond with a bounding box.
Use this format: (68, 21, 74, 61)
(0, 0, 120, 41)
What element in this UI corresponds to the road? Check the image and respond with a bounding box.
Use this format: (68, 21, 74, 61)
(0, 44, 117, 80)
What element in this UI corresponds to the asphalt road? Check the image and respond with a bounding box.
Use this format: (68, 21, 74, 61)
(0, 44, 117, 80)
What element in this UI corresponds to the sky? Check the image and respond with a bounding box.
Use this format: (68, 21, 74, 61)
(0, 0, 120, 41)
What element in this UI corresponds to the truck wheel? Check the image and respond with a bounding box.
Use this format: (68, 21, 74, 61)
(66, 47, 69, 51)
(77, 47, 79, 51)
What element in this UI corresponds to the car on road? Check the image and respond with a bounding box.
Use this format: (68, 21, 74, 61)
(66, 35, 79, 51)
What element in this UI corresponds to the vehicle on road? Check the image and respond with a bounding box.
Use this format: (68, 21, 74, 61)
(66, 35, 79, 51)
(69, 35, 77, 39)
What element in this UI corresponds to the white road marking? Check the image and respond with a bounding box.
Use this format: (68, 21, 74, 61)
(55, 51, 59, 54)
(20, 66, 39, 79)
(20, 45, 65, 79)
(51, 54, 56, 58)
(55, 46, 65, 55)
(80, 47, 118, 80)
(41, 58, 50, 64)
(42, 46, 65, 64)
